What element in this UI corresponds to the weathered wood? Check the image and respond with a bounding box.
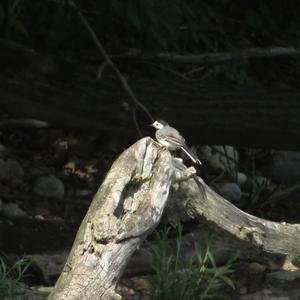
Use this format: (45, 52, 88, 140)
(112, 46, 300, 64)
(47, 137, 300, 299)
(48, 137, 174, 300)
(170, 176, 300, 267)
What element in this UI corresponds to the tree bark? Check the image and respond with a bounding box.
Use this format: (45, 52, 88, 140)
(170, 176, 300, 268)
(45, 138, 300, 300)
(48, 137, 300, 299)
(48, 137, 173, 300)
(111, 46, 300, 65)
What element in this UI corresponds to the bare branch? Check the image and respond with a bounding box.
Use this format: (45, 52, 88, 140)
(171, 176, 300, 267)
(132, 106, 143, 138)
(112, 46, 300, 65)
(0, 118, 48, 128)
(67, 0, 154, 124)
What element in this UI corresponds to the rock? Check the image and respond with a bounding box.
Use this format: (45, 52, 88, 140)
(254, 176, 268, 186)
(267, 270, 300, 281)
(1, 202, 28, 219)
(217, 182, 242, 201)
(239, 287, 248, 295)
(239, 291, 290, 300)
(0, 144, 8, 157)
(269, 151, 300, 184)
(209, 153, 226, 171)
(0, 159, 24, 180)
(33, 175, 64, 200)
(74, 189, 93, 198)
(206, 145, 238, 175)
(211, 145, 238, 162)
(34, 215, 45, 220)
(199, 145, 213, 161)
(26, 252, 68, 284)
(248, 262, 267, 273)
(237, 172, 248, 186)
(243, 176, 269, 193)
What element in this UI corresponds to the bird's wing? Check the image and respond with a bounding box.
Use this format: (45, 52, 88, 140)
(164, 134, 186, 146)
(159, 133, 201, 164)
(156, 127, 201, 164)
(158, 127, 186, 145)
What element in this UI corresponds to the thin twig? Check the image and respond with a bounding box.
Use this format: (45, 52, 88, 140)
(97, 61, 108, 80)
(183, 66, 205, 76)
(141, 61, 191, 81)
(0, 118, 49, 128)
(11, 0, 22, 14)
(111, 46, 300, 65)
(261, 182, 300, 209)
(68, 0, 154, 125)
(132, 106, 143, 138)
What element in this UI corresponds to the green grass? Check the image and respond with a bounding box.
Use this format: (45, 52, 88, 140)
(0, 256, 31, 299)
(150, 225, 239, 300)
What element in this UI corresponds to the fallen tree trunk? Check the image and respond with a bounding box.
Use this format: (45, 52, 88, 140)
(2, 37, 300, 66)
(111, 46, 300, 65)
(50, 137, 300, 299)
(48, 137, 173, 300)
(170, 177, 300, 268)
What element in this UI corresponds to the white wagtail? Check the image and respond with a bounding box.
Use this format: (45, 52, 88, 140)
(151, 120, 201, 165)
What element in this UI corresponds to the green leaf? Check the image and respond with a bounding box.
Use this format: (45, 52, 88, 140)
(207, 250, 216, 269)
(219, 274, 235, 289)
(195, 243, 204, 264)
(227, 250, 240, 265)
(150, 226, 237, 300)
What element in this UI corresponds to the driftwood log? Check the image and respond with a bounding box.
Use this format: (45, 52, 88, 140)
(48, 138, 173, 300)
(112, 46, 300, 65)
(170, 178, 300, 268)
(49, 137, 300, 299)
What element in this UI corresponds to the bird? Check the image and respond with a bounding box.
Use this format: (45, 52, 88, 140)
(151, 120, 201, 165)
